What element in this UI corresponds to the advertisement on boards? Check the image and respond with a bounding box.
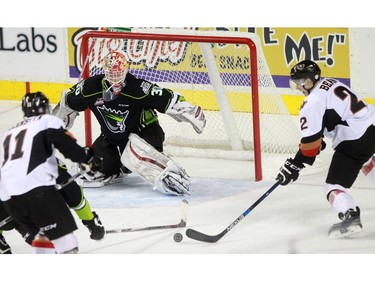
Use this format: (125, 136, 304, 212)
(0, 27, 67, 81)
(67, 27, 350, 87)
(0, 27, 351, 108)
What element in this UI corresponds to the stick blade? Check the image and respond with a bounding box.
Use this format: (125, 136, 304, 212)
(105, 199, 189, 234)
(180, 199, 189, 227)
(185, 228, 222, 243)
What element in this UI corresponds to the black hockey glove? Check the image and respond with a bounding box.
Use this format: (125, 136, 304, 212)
(276, 158, 305, 186)
(81, 147, 103, 173)
(88, 155, 103, 173)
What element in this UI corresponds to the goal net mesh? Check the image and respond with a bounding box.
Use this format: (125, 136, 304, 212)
(82, 29, 300, 162)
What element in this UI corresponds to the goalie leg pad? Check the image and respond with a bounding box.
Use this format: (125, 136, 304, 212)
(122, 133, 191, 195)
(122, 133, 170, 184)
(155, 161, 191, 196)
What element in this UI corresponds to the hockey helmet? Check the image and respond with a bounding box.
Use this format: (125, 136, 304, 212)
(290, 60, 321, 83)
(103, 51, 129, 86)
(22, 92, 50, 117)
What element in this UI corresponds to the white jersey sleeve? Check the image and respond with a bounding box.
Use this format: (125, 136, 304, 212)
(299, 78, 375, 149)
(0, 115, 64, 201)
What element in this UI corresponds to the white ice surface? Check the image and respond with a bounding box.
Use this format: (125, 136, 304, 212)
(0, 101, 373, 280)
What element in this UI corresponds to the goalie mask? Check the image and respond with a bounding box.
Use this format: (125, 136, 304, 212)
(22, 91, 51, 117)
(102, 51, 130, 101)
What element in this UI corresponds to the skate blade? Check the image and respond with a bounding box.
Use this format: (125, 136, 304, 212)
(328, 224, 363, 239)
(79, 177, 126, 188)
(104, 177, 126, 185)
(77, 178, 105, 188)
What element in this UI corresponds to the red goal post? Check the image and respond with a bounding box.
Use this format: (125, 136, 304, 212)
(80, 30, 262, 181)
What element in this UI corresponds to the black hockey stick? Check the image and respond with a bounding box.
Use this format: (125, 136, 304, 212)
(106, 199, 189, 234)
(55, 170, 85, 189)
(186, 181, 281, 243)
(0, 216, 13, 228)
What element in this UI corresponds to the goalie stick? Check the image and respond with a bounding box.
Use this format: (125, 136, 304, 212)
(106, 199, 189, 234)
(185, 181, 281, 243)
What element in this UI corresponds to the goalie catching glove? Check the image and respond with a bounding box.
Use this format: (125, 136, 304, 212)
(166, 95, 206, 134)
(52, 89, 78, 130)
(276, 158, 305, 186)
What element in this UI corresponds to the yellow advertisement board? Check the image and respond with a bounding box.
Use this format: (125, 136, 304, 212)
(194, 27, 350, 86)
(68, 27, 350, 84)
(257, 27, 350, 85)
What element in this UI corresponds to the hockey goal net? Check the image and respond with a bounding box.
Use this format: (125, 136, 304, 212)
(79, 29, 300, 181)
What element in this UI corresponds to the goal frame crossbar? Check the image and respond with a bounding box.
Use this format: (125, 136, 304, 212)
(80, 30, 262, 181)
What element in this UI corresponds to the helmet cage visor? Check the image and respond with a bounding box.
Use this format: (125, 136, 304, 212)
(103, 52, 129, 85)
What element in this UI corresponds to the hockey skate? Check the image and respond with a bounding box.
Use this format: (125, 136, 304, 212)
(0, 233, 12, 254)
(82, 212, 105, 240)
(71, 164, 128, 188)
(328, 207, 362, 239)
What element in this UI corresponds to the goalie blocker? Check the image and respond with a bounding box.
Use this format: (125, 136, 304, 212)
(122, 134, 191, 196)
(52, 89, 79, 130)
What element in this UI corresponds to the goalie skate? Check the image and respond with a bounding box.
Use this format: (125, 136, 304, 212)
(328, 207, 362, 239)
(71, 164, 128, 188)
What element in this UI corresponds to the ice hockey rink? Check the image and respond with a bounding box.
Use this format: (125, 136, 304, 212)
(0, 100, 373, 279)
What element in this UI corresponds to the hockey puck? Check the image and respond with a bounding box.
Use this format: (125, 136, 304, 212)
(173, 232, 183, 243)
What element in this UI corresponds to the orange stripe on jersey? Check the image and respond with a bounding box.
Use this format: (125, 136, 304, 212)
(299, 138, 322, 157)
(300, 146, 320, 157)
(65, 130, 77, 141)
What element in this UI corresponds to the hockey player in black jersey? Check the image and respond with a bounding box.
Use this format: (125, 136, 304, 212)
(276, 60, 375, 238)
(54, 51, 206, 195)
(0, 92, 103, 253)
